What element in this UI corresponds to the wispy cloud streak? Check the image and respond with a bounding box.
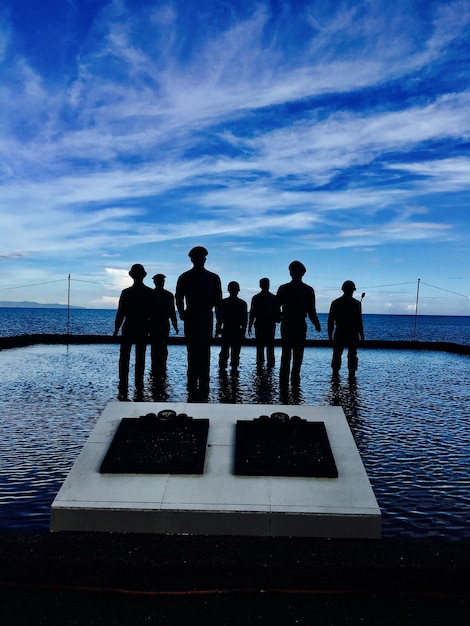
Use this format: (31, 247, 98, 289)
(0, 0, 469, 313)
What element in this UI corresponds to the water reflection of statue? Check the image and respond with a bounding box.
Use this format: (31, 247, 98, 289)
(328, 280, 364, 379)
(248, 278, 278, 369)
(113, 264, 153, 401)
(276, 261, 321, 386)
(216, 281, 248, 372)
(175, 246, 222, 398)
(150, 273, 179, 380)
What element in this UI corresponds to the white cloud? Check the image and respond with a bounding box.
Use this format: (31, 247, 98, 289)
(2, 2, 469, 177)
(1, 1, 469, 310)
(387, 157, 470, 193)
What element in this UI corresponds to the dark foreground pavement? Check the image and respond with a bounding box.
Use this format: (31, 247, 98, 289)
(0, 533, 469, 625)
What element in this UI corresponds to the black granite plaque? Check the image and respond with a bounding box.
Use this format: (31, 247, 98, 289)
(234, 415, 338, 478)
(100, 414, 209, 474)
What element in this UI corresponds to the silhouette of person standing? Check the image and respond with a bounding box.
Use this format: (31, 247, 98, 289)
(216, 281, 248, 372)
(113, 263, 153, 400)
(328, 280, 364, 379)
(176, 246, 222, 398)
(248, 277, 278, 368)
(276, 261, 321, 386)
(150, 273, 179, 380)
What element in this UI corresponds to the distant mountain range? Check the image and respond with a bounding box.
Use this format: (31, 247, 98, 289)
(0, 301, 85, 309)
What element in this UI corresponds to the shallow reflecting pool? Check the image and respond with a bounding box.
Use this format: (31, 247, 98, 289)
(0, 343, 469, 539)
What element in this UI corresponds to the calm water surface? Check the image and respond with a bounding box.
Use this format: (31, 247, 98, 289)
(0, 343, 468, 539)
(1, 308, 469, 344)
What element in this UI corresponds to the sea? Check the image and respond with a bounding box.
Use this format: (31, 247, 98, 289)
(0, 308, 469, 539)
(1, 307, 469, 344)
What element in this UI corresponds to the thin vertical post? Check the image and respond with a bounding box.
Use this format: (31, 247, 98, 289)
(67, 274, 71, 335)
(413, 278, 420, 341)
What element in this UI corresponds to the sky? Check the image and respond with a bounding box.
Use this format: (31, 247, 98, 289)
(1, 0, 469, 315)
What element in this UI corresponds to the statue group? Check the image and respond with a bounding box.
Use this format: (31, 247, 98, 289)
(114, 247, 364, 400)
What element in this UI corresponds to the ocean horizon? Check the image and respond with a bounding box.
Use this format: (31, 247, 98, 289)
(1, 307, 469, 345)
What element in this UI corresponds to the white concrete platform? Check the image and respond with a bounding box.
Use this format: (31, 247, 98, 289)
(51, 403, 381, 538)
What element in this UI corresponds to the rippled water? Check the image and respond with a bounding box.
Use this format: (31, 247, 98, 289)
(0, 343, 469, 539)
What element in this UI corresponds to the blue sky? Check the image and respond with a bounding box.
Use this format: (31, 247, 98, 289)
(1, 0, 469, 315)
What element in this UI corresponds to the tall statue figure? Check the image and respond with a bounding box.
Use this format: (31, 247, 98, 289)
(248, 277, 279, 369)
(276, 261, 321, 386)
(176, 246, 222, 398)
(216, 281, 248, 372)
(328, 280, 364, 379)
(150, 273, 179, 381)
(113, 263, 153, 400)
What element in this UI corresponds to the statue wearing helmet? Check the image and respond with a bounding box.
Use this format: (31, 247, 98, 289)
(327, 280, 364, 379)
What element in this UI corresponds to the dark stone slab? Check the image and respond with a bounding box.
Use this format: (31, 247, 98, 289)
(100, 411, 209, 474)
(234, 413, 338, 478)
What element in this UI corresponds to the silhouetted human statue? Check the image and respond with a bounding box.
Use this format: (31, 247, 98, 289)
(150, 273, 179, 380)
(276, 261, 321, 386)
(216, 281, 248, 372)
(113, 263, 153, 400)
(248, 277, 279, 368)
(328, 280, 364, 379)
(175, 246, 222, 398)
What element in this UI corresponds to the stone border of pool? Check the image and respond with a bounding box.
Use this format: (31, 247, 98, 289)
(0, 533, 469, 623)
(1, 334, 469, 355)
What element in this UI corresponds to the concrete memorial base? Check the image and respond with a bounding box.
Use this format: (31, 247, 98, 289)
(51, 402, 381, 538)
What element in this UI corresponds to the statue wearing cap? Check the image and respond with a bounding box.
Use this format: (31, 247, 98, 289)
(113, 264, 153, 400)
(149, 273, 179, 380)
(275, 260, 321, 386)
(175, 247, 222, 397)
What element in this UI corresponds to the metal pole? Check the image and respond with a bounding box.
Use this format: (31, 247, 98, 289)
(413, 278, 420, 341)
(67, 274, 71, 335)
